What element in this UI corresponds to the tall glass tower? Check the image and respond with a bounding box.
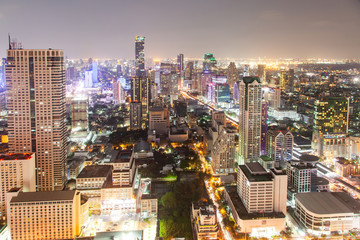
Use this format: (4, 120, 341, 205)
(135, 36, 145, 77)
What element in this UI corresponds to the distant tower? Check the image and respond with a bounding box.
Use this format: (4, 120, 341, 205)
(177, 54, 184, 72)
(203, 53, 217, 73)
(238, 77, 262, 164)
(135, 36, 145, 77)
(92, 62, 98, 87)
(280, 70, 287, 90)
(288, 69, 294, 93)
(257, 64, 266, 83)
(227, 62, 238, 95)
(243, 65, 250, 77)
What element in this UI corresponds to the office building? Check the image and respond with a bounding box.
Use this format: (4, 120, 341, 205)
(91, 62, 98, 87)
(84, 70, 93, 88)
(130, 102, 142, 130)
(261, 101, 268, 155)
(8, 190, 88, 240)
(258, 64, 266, 83)
(287, 155, 320, 200)
(149, 106, 170, 135)
(312, 97, 349, 159)
(238, 77, 262, 164)
(266, 128, 293, 165)
(215, 84, 230, 104)
(131, 76, 151, 121)
(191, 202, 219, 240)
(113, 78, 125, 105)
(177, 53, 184, 72)
(243, 64, 250, 77)
(185, 61, 193, 80)
(71, 97, 88, 132)
(135, 36, 145, 77)
(227, 62, 238, 94)
(0, 153, 36, 218)
(288, 69, 294, 92)
(6, 48, 67, 191)
(280, 70, 286, 90)
(203, 53, 217, 73)
(225, 163, 287, 236)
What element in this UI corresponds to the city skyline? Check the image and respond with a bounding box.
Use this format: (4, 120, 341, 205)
(1, 0, 360, 59)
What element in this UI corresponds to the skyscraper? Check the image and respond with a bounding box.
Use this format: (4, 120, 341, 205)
(135, 36, 145, 77)
(6, 48, 67, 191)
(238, 77, 262, 164)
(312, 97, 349, 159)
(257, 64, 266, 83)
(130, 76, 151, 129)
(227, 62, 238, 95)
(177, 53, 184, 72)
(288, 68, 294, 93)
(280, 70, 286, 90)
(91, 61, 98, 87)
(203, 53, 216, 73)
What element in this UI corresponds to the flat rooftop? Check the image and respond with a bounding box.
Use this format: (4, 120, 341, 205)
(11, 190, 76, 203)
(77, 165, 112, 178)
(95, 230, 143, 240)
(239, 162, 273, 182)
(109, 150, 132, 163)
(295, 192, 360, 215)
(0, 153, 33, 161)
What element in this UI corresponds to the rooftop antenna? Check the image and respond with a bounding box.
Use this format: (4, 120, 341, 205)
(8, 33, 11, 50)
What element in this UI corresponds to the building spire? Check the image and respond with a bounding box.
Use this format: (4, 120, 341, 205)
(8, 33, 11, 50)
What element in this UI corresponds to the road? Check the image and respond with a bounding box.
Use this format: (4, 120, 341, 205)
(180, 91, 239, 127)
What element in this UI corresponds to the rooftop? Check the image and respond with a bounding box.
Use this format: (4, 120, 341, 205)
(77, 165, 112, 178)
(94, 230, 143, 240)
(299, 154, 319, 163)
(11, 190, 76, 203)
(134, 140, 152, 153)
(246, 162, 268, 174)
(295, 192, 360, 215)
(260, 155, 273, 162)
(0, 153, 34, 161)
(239, 163, 272, 182)
(109, 150, 132, 163)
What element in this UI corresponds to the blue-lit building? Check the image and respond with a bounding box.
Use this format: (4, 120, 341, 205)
(0, 58, 6, 89)
(91, 62, 98, 87)
(216, 84, 230, 104)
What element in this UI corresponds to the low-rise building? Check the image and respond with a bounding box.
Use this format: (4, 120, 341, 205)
(295, 192, 360, 234)
(334, 157, 360, 177)
(191, 202, 218, 240)
(0, 153, 36, 218)
(225, 163, 287, 237)
(8, 190, 88, 240)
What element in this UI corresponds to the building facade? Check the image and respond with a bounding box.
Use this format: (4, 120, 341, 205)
(6, 48, 67, 191)
(8, 190, 87, 240)
(238, 77, 262, 164)
(312, 97, 349, 159)
(0, 153, 36, 218)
